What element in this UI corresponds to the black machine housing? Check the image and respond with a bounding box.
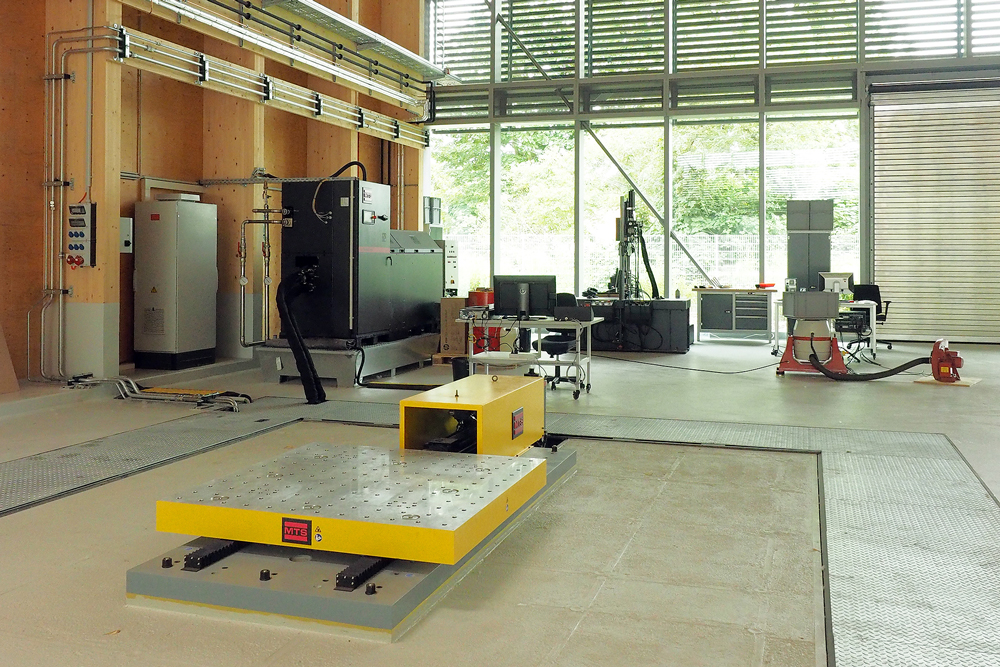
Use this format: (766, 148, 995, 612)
(280, 178, 443, 344)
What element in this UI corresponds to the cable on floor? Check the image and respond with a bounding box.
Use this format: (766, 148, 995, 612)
(593, 353, 779, 375)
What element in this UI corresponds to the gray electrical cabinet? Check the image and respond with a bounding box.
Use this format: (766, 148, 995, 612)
(787, 200, 833, 291)
(133, 197, 218, 370)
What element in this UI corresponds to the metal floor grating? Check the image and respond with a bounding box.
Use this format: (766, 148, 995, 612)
(3, 399, 999, 664)
(546, 412, 1000, 667)
(0, 398, 399, 517)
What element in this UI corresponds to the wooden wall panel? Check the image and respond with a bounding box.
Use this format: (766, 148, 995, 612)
(0, 0, 424, 377)
(0, 1, 46, 378)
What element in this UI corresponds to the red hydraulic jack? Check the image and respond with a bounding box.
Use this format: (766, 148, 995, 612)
(776, 334, 847, 375)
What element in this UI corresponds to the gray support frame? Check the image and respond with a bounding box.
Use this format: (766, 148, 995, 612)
(759, 111, 767, 285)
(859, 70, 874, 282)
(663, 116, 671, 294)
(574, 121, 583, 295)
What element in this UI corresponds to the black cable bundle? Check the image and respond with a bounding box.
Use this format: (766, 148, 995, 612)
(636, 227, 660, 299)
(329, 160, 368, 180)
(276, 267, 327, 404)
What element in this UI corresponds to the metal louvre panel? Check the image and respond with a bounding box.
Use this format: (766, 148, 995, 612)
(872, 87, 1000, 342)
(582, 80, 665, 113)
(765, 0, 857, 65)
(674, 0, 762, 70)
(433, 89, 492, 121)
(972, 0, 1000, 55)
(435, 0, 492, 82)
(864, 0, 962, 59)
(767, 71, 857, 105)
(501, 0, 577, 80)
(586, 0, 665, 75)
(672, 76, 758, 108)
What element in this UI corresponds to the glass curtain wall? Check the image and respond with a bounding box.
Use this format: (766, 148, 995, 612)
(581, 125, 665, 296)
(764, 116, 860, 292)
(427, 130, 491, 294)
(494, 127, 576, 291)
(670, 120, 760, 298)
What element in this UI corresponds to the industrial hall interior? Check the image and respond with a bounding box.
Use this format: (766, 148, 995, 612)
(5, 0, 1000, 665)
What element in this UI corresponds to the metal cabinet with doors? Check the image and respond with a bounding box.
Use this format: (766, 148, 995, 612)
(694, 288, 774, 341)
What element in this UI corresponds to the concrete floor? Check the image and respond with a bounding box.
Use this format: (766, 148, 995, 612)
(0, 337, 996, 665)
(0, 418, 823, 667)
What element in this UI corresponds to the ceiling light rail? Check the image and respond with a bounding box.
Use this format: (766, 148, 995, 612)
(123, 0, 441, 113)
(119, 28, 429, 148)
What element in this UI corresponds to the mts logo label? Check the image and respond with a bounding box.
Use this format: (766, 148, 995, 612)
(281, 517, 312, 545)
(512, 407, 525, 439)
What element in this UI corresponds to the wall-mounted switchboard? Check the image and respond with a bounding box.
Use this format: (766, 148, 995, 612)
(66, 203, 96, 269)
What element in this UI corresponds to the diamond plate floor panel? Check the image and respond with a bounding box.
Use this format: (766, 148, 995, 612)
(545, 412, 1000, 667)
(0, 398, 398, 517)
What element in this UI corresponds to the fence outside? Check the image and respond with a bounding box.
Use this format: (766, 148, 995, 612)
(446, 232, 860, 297)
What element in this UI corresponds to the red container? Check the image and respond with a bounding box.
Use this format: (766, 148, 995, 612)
(467, 289, 494, 307)
(468, 289, 499, 352)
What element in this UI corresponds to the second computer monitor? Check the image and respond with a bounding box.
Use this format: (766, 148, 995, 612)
(493, 275, 557, 317)
(819, 272, 854, 294)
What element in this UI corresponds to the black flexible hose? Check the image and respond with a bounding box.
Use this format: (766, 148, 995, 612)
(330, 160, 368, 181)
(276, 268, 327, 404)
(808, 353, 930, 381)
(637, 228, 660, 299)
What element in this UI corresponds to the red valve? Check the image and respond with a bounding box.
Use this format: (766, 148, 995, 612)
(75, 256, 84, 266)
(66, 256, 74, 265)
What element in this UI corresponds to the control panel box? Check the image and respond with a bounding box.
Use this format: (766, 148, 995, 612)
(66, 203, 96, 269)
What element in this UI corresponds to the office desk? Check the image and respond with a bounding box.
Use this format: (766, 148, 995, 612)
(461, 316, 603, 399)
(839, 300, 878, 354)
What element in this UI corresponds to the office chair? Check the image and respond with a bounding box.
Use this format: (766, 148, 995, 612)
(532, 293, 580, 392)
(850, 284, 892, 351)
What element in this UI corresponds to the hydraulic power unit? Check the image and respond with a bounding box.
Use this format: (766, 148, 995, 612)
(133, 197, 218, 370)
(280, 178, 442, 343)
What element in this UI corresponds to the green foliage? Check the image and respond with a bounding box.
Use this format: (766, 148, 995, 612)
(428, 119, 860, 240)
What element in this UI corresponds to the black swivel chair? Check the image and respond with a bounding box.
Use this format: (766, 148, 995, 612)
(532, 293, 580, 392)
(851, 284, 892, 351)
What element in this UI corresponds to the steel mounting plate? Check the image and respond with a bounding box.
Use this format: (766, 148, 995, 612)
(156, 443, 547, 565)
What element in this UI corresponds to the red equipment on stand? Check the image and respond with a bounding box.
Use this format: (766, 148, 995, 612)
(777, 333, 848, 375)
(468, 289, 500, 353)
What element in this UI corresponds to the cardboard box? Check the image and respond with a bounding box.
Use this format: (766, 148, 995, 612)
(440, 297, 468, 354)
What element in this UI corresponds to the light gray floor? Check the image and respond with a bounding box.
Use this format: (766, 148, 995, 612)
(0, 420, 824, 667)
(1, 338, 996, 666)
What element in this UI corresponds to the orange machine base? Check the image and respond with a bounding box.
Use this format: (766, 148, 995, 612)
(776, 336, 848, 375)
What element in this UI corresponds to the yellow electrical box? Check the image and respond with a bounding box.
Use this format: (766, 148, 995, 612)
(400, 375, 545, 457)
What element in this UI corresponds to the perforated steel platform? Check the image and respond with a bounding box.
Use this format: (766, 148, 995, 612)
(157, 443, 547, 564)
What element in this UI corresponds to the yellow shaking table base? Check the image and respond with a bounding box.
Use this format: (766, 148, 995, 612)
(156, 443, 546, 565)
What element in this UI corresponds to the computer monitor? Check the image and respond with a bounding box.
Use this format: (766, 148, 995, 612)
(819, 272, 854, 294)
(493, 275, 557, 318)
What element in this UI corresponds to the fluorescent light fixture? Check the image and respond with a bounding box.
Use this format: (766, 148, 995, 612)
(147, 0, 422, 107)
(263, 0, 449, 81)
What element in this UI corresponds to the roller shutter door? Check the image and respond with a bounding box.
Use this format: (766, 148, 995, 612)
(872, 86, 1000, 342)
